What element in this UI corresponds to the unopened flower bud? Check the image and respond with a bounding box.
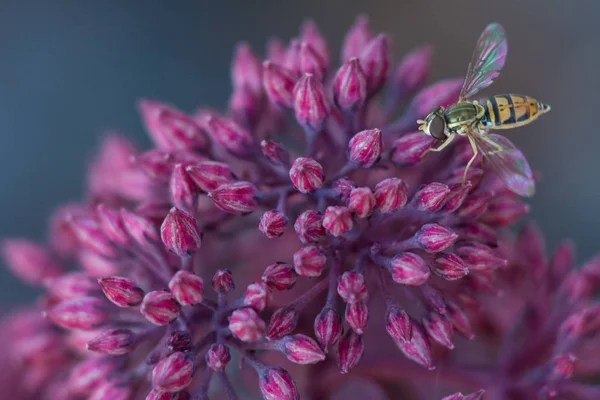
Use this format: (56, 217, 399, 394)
(423, 311, 454, 349)
(90, 380, 131, 400)
(167, 330, 192, 352)
(345, 301, 369, 334)
(49, 272, 98, 300)
(161, 208, 202, 256)
(457, 192, 491, 219)
(262, 262, 297, 291)
(169, 271, 204, 306)
(283, 39, 301, 76)
(299, 42, 327, 80)
(206, 344, 231, 371)
(169, 164, 197, 212)
(414, 223, 458, 253)
(333, 58, 367, 112)
(348, 128, 383, 167)
(446, 300, 474, 339)
(293, 245, 326, 277)
(337, 271, 368, 304)
(332, 177, 356, 201)
(394, 323, 434, 370)
(393, 46, 432, 96)
(409, 78, 463, 120)
(209, 181, 258, 215)
(293, 74, 330, 132)
(342, 15, 373, 61)
(359, 34, 389, 95)
(267, 306, 298, 340)
(46, 297, 109, 330)
(96, 204, 132, 247)
(99, 276, 144, 308)
(314, 306, 342, 351)
(280, 333, 326, 364)
(212, 269, 235, 293)
(391, 132, 436, 167)
(412, 182, 450, 212)
(244, 282, 271, 312)
(386, 306, 413, 343)
(87, 328, 135, 355)
(300, 20, 330, 67)
(204, 115, 253, 156)
(374, 178, 408, 213)
(1, 239, 63, 286)
(389, 252, 430, 286)
(259, 367, 300, 400)
(442, 390, 485, 400)
(141, 290, 180, 326)
(70, 217, 119, 258)
(443, 182, 473, 213)
(229, 307, 265, 342)
(455, 242, 507, 272)
(262, 61, 296, 108)
(348, 187, 376, 218)
(337, 331, 364, 374)
(294, 210, 326, 244)
(432, 253, 470, 280)
(323, 206, 353, 237)
(261, 139, 291, 166)
(289, 157, 324, 193)
(68, 358, 117, 394)
(482, 197, 530, 227)
(152, 351, 194, 392)
(186, 161, 235, 193)
(259, 210, 288, 238)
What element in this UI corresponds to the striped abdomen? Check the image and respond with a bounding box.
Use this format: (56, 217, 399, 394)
(480, 94, 550, 130)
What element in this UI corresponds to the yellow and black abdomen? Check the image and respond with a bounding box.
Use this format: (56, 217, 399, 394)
(480, 94, 550, 130)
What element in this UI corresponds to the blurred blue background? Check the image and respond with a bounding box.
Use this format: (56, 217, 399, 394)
(0, 0, 598, 307)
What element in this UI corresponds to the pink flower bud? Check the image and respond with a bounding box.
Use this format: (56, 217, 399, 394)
(394, 323, 434, 370)
(421, 286, 447, 315)
(342, 15, 373, 61)
(337, 271, 368, 304)
(169, 164, 197, 212)
(457, 193, 491, 218)
(146, 390, 191, 400)
(293, 74, 330, 132)
(550, 241, 576, 282)
(161, 208, 202, 256)
(186, 161, 235, 193)
(389, 252, 430, 285)
(267, 37, 286, 65)
(244, 281, 271, 312)
(208, 181, 258, 215)
(348, 128, 383, 167)
(386, 307, 413, 343)
(49, 272, 98, 300)
(206, 343, 231, 371)
(289, 157, 325, 194)
(391, 132, 436, 167)
(337, 331, 364, 374)
(323, 206, 354, 237)
(345, 301, 369, 334)
(70, 218, 119, 258)
(314, 307, 342, 351)
(553, 353, 576, 378)
(455, 243, 507, 272)
(300, 20, 330, 68)
(259, 367, 300, 400)
(49, 202, 90, 257)
(283, 39, 301, 76)
(79, 250, 119, 277)
(134, 149, 173, 181)
(332, 177, 356, 201)
(299, 42, 327, 80)
(169, 271, 204, 306)
(293, 245, 327, 277)
(412, 182, 450, 212)
(68, 358, 117, 394)
(212, 269, 235, 293)
(46, 297, 109, 330)
(141, 290, 180, 325)
(99, 276, 144, 307)
(482, 197, 530, 227)
(393, 46, 432, 95)
(348, 187, 376, 218)
(229, 307, 266, 342)
(449, 167, 484, 187)
(443, 391, 485, 400)
(229, 85, 262, 128)
(259, 210, 288, 238)
(152, 351, 194, 392)
(443, 182, 473, 213)
(294, 210, 325, 244)
(167, 330, 192, 352)
(231, 42, 262, 93)
(261, 139, 291, 165)
(432, 253, 469, 280)
(120, 208, 160, 246)
(333, 58, 367, 112)
(204, 115, 253, 156)
(414, 224, 458, 253)
(359, 34, 389, 95)
(267, 306, 298, 340)
(445, 300, 474, 339)
(95, 204, 131, 247)
(409, 79, 463, 119)
(89, 380, 132, 400)
(280, 333, 326, 364)
(374, 178, 408, 213)
(262, 61, 296, 109)
(423, 311, 454, 349)
(262, 262, 297, 291)
(87, 328, 135, 355)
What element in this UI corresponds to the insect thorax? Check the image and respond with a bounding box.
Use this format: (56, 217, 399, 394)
(445, 102, 484, 134)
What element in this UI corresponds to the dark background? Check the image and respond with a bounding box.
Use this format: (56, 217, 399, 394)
(1, 0, 598, 308)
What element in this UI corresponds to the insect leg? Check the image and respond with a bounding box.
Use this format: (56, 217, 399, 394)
(463, 136, 479, 184)
(424, 133, 456, 156)
(480, 134, 504, 154)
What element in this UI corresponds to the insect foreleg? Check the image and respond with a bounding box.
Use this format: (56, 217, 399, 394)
(463, 136, 479, 184)
(423, 133, 456, 156)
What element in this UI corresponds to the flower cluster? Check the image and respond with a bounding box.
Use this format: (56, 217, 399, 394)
(1, 16, 599, 400)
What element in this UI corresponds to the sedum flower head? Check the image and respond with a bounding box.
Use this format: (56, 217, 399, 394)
(1, 15, 598, 400)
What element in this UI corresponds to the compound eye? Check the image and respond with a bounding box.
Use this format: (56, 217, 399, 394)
(429, 115, 447, 140)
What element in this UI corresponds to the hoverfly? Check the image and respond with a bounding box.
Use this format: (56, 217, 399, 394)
(417, 23, 550, 197)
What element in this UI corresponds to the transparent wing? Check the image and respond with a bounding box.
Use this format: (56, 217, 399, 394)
(469, 131, 535, 197)
(459, 23, 508, 101)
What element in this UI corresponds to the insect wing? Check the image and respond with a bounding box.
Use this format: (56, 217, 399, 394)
(459, 23, 507, 101)
(470, 131, 535, 197)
